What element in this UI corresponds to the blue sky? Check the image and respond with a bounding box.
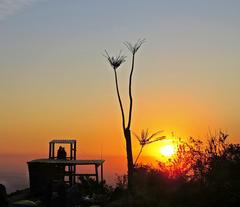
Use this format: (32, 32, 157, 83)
(0, 0, 240, 155)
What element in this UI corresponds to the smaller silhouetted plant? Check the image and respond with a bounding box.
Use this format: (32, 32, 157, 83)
(206, 131, 228, 157)
(115, 174, 128, 190)
(133, 129, 165, 166)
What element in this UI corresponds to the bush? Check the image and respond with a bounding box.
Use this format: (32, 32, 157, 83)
(111, 132, 240, 207)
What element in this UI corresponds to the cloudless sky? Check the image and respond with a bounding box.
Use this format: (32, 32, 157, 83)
(0, 0, 240, 157)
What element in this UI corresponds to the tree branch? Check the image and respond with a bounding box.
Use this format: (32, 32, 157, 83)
(127, 54, 135, 129)
(114, 69, 126, 130)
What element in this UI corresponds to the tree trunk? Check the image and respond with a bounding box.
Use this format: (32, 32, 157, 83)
(124, 128, 134, 191)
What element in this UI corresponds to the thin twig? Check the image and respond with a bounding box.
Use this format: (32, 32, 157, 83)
(134, 145, 144, 166)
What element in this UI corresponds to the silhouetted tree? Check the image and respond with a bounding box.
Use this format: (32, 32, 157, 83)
(104, 39, 145, 191)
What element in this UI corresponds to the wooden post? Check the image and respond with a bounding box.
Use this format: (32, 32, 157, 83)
(74, 141, 76, 160)
(73, 141, 76, 181)
(72, 164, 75, 184)
(68, 165, 72, 186)
(70, 143, 73, 160)
(52, 143, 55, 159)
(101, 163, 103, 182)
(95, 164, 99, 183)
(49, 142, 51, 158)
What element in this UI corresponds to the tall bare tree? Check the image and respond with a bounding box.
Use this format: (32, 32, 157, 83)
(104, 39, 145, 190)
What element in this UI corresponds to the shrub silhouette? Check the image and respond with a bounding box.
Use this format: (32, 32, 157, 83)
(111, 132, 240, 207)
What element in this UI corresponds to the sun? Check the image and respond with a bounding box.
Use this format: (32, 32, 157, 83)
(160, 144, 175, 157)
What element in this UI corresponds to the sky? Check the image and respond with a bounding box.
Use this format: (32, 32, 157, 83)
(0, 0, 240, 158)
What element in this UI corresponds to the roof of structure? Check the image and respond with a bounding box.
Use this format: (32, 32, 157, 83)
(49, 139, 76, 144)
(28, 159, 104, 165)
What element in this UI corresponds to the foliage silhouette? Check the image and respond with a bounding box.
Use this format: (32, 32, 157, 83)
(108, 132, 240, 207)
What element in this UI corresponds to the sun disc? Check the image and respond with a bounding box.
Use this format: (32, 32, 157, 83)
(160, 144, 175, 157)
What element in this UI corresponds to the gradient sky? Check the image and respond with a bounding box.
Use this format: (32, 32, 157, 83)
(0, 0, 240, 157)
